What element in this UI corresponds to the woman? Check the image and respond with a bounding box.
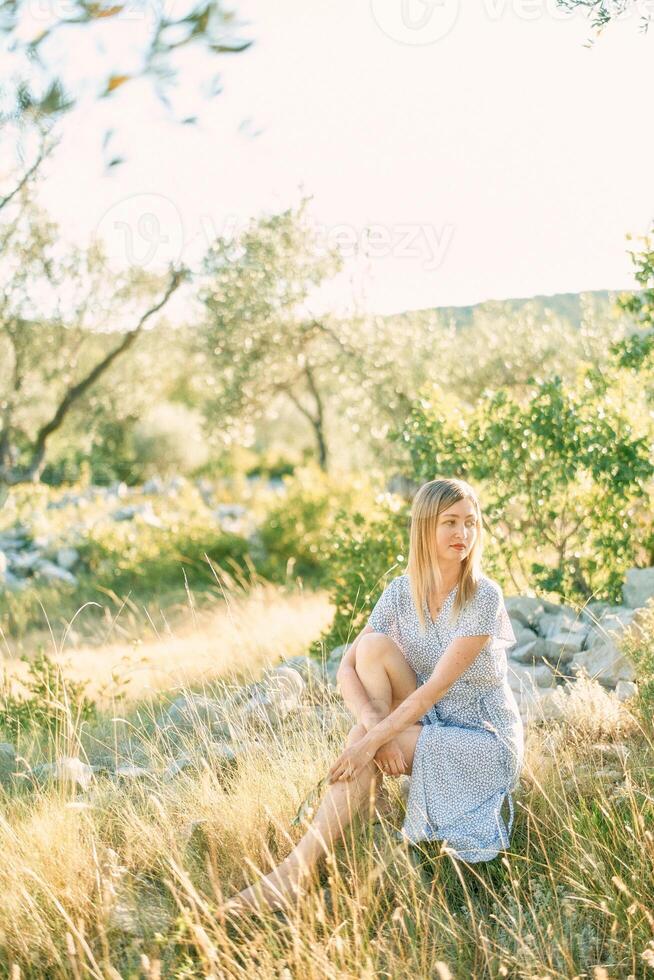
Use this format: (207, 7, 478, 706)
(223, 477, 524, 914)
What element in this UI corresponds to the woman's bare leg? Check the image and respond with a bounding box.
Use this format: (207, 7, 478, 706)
(225, 722, 381, 911)
(225, 635, 423, 912)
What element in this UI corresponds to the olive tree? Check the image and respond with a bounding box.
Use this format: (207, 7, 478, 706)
(0, 192, 186, 500)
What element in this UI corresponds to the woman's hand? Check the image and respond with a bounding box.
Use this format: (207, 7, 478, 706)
(328, 735, 378, 783)
(373, 738, 407, 776)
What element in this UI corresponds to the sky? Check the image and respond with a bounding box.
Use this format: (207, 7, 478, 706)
(19, 0, 654, 319)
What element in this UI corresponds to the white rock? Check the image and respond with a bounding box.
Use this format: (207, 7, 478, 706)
(55, 757, 94, 790)
(570, 640, 635, 687)
(623, 567, 654, 609)
(3, 570, 29, 591)
(114, 764, 151, 780)
(507, 662, 556, 691)
(328, 643, 350, 664)
(281, 655, 328, 688)
(265, 665, 306, 700)
(205, 741, 238, 765)
(163, 757, 193, 781)
(34, 560, 77, 585)
(510, 637, 571, 666)
(537, 612, 587, 638)
(56, 547, 80, 570)
(512, 625, 539, 647)
(240, 689, 299, 729)
(548, 631, 587, 654)
(514, 686, 565, 723)
(590, 742, 629, 765)
(614, 680, 638, 701)
(504, 596, 546, 627)
(164, 694, 229, 733)
(9, 550, 41, 572)
(142, 477, 164, 495)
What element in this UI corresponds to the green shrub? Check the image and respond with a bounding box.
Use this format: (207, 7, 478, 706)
(396, 374, 654, 603)
(308, 502, 410, 657)
(76, 521, 250, 596)
(0, 649, 96, 742)
(256, 465, 372, 585)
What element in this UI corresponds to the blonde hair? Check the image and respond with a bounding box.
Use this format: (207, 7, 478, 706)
(407, 477, 484, 633)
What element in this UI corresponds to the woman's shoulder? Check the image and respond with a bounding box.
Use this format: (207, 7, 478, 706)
(382, 572, 411, 604)
(476, 573, 503, 596)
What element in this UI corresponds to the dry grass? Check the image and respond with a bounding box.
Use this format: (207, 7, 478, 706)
(1, 581, 332, 705)
(1, 584, 653, 978)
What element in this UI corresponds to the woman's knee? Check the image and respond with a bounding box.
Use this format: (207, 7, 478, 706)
(356, 632, 398, 666)
(346, 722, 368, 747)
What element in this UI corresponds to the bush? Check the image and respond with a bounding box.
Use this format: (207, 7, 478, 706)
(396, 374, 654, 603)
(76, 521, 250, 597)
(256, 465, 372, 585)
(0, 649, 96, 742)
(308, 501, 410, 657)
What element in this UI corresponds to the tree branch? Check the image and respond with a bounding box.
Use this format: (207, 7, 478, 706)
(0, 265, 185, 485)
(0, 138, 53, 213)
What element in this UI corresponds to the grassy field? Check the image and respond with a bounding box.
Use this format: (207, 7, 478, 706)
(1, 583, 653, 979)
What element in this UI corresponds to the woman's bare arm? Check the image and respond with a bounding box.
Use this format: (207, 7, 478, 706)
(335, 625, 387, 731)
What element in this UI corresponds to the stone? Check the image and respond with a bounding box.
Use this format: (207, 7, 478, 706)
(0, 743, 16, 785)
(513, 686, 565, 723)
(205, 741, 238, 767)
(112, 505, 139, 521)
(162, 694, 231, 736)
(34, 560, 77, 586)
(279, 655, 328, 688)
(240, 688, 299, 730)
(215, 503, 252, 534)
(112, 503, 162, 527)
(142, 477, 164, 495)
(163, 756, 194, 781)
(56, 547, 80, 570)
(328, 643, 350, 664)
(570, 640, 636, 687)
(512, 625, 539, 647)
(548, 631, 587, 654)
(590, 742, 629, 765)
(265, 665, 306, 700)
(623, 567, 654, 609)
(114, 764, 152, 781)
(8, 550, 41, 572)
(614, 680, 638, 701)
(510, 637, 571, 666)
(51, 756, 93, 789)
(507, 662, 556, 692)
(537, 612, 587, 638)
(0, 550, 6, 583)
(504, 596, 546, 628)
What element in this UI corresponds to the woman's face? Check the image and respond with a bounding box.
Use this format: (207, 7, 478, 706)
(435, 497, 478, 563)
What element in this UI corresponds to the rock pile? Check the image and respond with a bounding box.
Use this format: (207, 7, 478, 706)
(0, 476, 269, 592)
(325, 568, 654, 724)
(1, 566, 651, 795)
(0, 661, 339, 793)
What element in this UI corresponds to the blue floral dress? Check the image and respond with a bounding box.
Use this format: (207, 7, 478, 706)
(367, 573, 524, 863)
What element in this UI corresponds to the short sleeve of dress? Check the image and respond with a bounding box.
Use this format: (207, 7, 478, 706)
(455, 578, 516, 650)
(367, 576, 400, 635)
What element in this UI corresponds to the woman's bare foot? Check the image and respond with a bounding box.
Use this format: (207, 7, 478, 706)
(222, 860, 310, 916)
